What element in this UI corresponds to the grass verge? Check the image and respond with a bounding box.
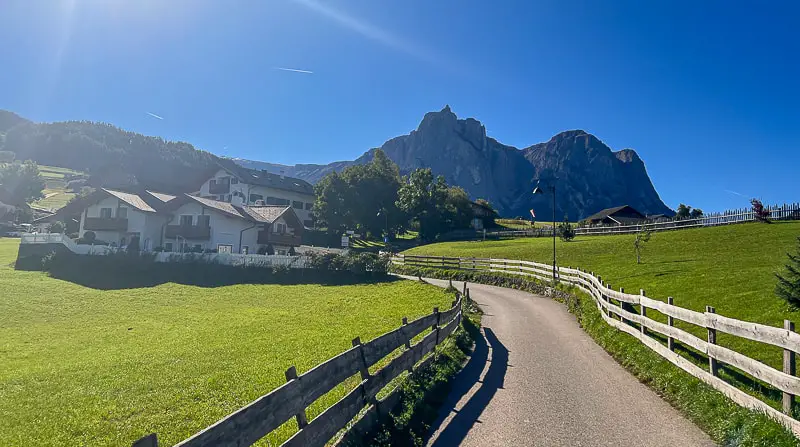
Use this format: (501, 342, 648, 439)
(356, 289, 481, 446)
(391, 264, 799, 447)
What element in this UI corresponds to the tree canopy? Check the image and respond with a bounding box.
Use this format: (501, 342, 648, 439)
(313, 150, 406, 237)
(0, 160, 45, 206)
(396, 168, 472, 241)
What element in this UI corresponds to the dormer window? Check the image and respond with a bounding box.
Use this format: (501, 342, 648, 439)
(231, 177, 239, 185)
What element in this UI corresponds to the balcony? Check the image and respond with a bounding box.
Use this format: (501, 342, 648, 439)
(165, 224, 211, 240)
(84, 217, 128, 231)
(258, 231, 302, 246)
(209, 182, 230, 194)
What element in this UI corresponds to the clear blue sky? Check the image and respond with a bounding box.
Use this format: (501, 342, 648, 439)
(2, 0, 798, 213)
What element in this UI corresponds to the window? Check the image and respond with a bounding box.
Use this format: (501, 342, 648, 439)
(165, 242, 173, 252)
(304, 202, 313, 211)
(217, 244, 233, 253)
(218, 195, 226, 201)
(100, 208, 112, 218)
(230, 177, 238, 185)
(241, 246, 249, 255)
(117, 207, 128, 219)
(266, 196, 290, 206)
(226, 194, 232, 202)
(180, 215, 193, 226)
(249, 193, 264, 203)
(197, 215, 210, 227)
(209, 179, 216, 188)
(292, 200, 303, 209)
(275, 223, 286, 233)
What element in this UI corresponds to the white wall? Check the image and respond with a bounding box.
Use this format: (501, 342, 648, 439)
(197, 169, 314, 225)
(167, 201, 264, 254)
(79, 196, 167, 248)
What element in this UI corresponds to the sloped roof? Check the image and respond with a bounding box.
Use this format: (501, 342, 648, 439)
(103, 189, 157, 213)
(216, 159, 314, 195)
(583, 205, 644, 223)
(240, 205, 292, 223)
(181, 194, 245, 219)
(145, 190, 178, 203)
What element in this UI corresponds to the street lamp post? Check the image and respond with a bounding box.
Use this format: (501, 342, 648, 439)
(533, 180, 557, 281)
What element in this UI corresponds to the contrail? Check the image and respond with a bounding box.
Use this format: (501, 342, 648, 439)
(724, 189, 748, 198)
(146, 112, 164, 120)
(274, 67, 314, 74)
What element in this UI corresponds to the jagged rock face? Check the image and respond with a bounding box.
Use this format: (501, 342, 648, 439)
(236, 107, 673, 220)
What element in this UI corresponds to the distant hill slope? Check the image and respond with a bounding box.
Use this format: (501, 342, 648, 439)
(235, 106, 673, 220)
(0, 114, 217, 193)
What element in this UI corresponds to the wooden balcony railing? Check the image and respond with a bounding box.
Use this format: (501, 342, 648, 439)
(165, 224, 211, 240)
(83, 217, 128, 232)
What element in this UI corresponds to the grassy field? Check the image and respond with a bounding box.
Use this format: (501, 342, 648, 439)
(30, 165, 84, 211)
(406, 222, 800, 402)
(0, 239, 452, 446)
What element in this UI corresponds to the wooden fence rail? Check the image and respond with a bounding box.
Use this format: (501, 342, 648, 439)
(131, 293, 463, 447)
(393, 254, 800, 437)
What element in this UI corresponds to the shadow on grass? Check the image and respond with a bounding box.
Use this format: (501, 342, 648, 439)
(24, 253, 399, 290)
(426, 327, 509, 446)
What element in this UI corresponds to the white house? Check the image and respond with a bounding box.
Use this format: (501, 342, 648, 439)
(162, 194, 303, 255)
(197, 160, 316, 228)
(78, 189, 176, 250)
(75, 189, 304, 254)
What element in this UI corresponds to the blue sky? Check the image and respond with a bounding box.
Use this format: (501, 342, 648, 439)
(1, 0, 798, 213)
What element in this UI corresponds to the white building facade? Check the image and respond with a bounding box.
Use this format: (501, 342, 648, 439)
(197, 164, 316, 227)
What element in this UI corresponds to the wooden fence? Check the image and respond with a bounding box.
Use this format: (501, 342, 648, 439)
(575, 202, 800, 236)
(130, 293, 463, 447)
(394, 254, 800, 437)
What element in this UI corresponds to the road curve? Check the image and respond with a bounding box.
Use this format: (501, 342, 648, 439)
(412, 277, 714, 447)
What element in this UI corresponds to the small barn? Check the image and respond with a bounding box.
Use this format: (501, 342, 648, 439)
(583, 205, 646, 226)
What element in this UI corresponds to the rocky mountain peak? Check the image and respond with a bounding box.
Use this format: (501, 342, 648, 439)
(235, 107, 672, 220)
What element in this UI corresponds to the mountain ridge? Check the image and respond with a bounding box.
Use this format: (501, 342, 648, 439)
(235, 106, 672, 220)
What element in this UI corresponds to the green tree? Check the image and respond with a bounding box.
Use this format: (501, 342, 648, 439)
(396, 168, 471, 241)
(558, 216, 575, 242)
(689, 208, 704, 218)
(776, 237, 800, 306)
(633, 224, 652, 264)
(312, 150, 405, 238)
(0, 160, 45, 206)
(676, 203, 692, 219)
(313, 171, 352, 234)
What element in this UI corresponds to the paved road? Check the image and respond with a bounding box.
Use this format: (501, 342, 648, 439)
(415, 278, 714, 447)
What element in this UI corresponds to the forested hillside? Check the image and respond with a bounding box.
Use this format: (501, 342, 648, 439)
(0, 112, 217, 193)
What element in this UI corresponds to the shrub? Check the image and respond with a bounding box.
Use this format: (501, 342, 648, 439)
(127, 235, 140, 254)
(751, 198, 771, 223)
(288, 246, 296, 256)
(776, 236, 800, 306)
(47, 221, 65, 234)
(558, 216, 575, 242)
(83, 231, 96, 244)
(266, 244, 275, 255)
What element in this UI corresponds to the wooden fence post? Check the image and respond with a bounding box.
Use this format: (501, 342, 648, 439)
(131, 433, 158, 447)
(433, 307, 440, 344)
(402, 317, 414, 374)
(667, 297, 675, 351)
(640, 289, 647, 336)
(619, 287, 626, 323)
(784, 320, 796, 415)
(706, 306, 718, 376)
(285, 366, 308, 429)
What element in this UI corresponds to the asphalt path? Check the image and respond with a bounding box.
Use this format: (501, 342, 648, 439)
(410, 277, 715, 447)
